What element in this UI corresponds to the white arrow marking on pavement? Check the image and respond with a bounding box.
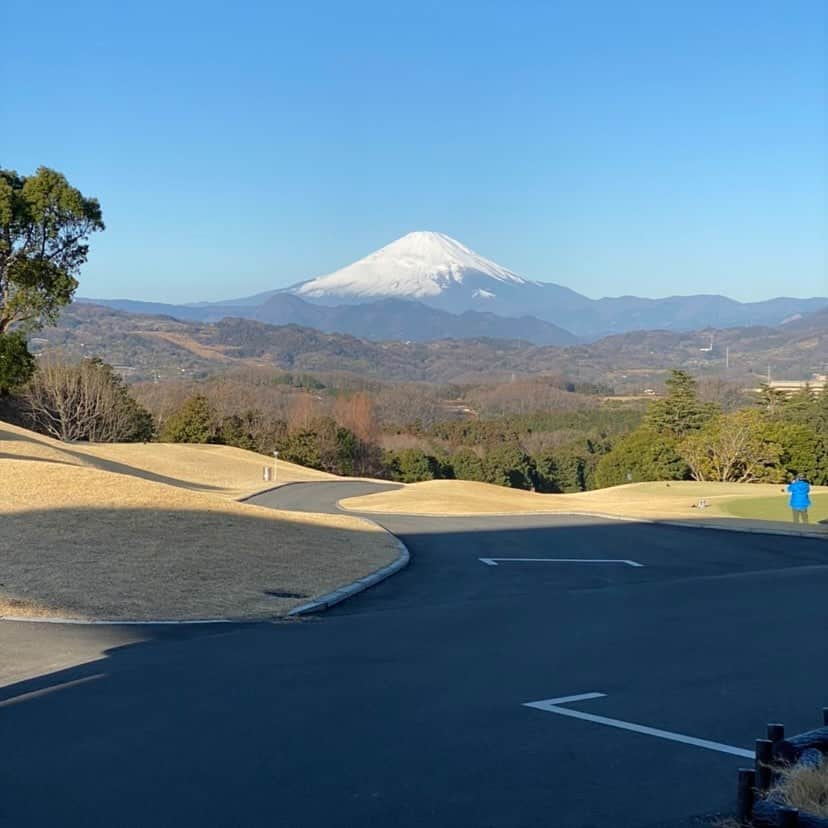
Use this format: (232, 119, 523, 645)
(523, 692, 753, 759)
(479, 558, 643, 567)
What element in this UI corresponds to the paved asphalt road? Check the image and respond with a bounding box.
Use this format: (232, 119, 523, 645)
(2, 482, 827, 828)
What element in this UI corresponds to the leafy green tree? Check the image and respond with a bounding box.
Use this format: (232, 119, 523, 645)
(384, 448, 442, 483)
(318, 419, 360, 475)
(536, 447, 586, 493)
(483, 443, 536, 489)
(534, 453, 567, 493)
(278, 417, 364, 475)
(450, 447, 486, 482)
(594, 428, 688, 488)
(218, 414, 258, 451)
(118, 392, 155, 442)
(778, 387, 817, 425)
(813, 390, 828, 434)
(645, 370, 717, 437)
(536, 437, 611, 492)
(0, 331, 35, 393)
(161, 394, 218, 443)
(763, 420, 827, 485)
(279, 427, 321, 469)
(0, 167, 103, 334)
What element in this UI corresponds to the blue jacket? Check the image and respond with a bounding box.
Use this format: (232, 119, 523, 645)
(787, 479, 811, 509)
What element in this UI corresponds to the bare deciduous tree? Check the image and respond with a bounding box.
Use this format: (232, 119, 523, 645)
(680, 410, 782, 482)
(333, 392, 377, 442)
(25, 357, 149, 442)
(287, 393, 317, 432)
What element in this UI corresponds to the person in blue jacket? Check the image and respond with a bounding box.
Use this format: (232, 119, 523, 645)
(786, 473, 811, 523)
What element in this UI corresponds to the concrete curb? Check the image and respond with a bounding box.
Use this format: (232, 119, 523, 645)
(337, 503, 828, 541)
(0, 615, 243, 626)
(287, 533, 410, 616)
(243, 481, 410, 616)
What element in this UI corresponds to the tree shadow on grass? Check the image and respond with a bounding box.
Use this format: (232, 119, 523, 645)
(0, 505, 398, 622)
(0, 425, 233, 494)
(0, 451, 77, 465)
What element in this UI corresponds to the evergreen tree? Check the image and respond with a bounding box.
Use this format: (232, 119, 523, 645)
(0, 166, 103, 333)
(218, 414, 258, 451)
(450, 447, 486, 482)
(484, 443, 536, 489)
(384, 448, 442, 483)
(0, 331, 35, 393)
(595, 428, 688, 488)
(763, 420, 827, 485)
(161, 395, 218, 443)
(778, 387, 817, 425)
(645, 370, 717, 437)
(755, 383, 788, 417)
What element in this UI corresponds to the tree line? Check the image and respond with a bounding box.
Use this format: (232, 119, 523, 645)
(594, 370, 828, 486)
(4, 353, 825, 490)
(1, 164, 824, 490)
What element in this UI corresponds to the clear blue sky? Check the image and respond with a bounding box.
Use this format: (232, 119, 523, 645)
(2, 0, 826, 303)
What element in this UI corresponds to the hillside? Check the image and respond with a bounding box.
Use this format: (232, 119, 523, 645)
(339, 479, 828, 526)
(0, 421, 394, 621)
(36, 303, 828, 389)
(82, 294, 577, 346)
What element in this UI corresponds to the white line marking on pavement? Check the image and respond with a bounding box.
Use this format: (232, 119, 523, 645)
(523, 692, 753, 759)
(480, 558, 644, 567)
(541, 692, 608, 705)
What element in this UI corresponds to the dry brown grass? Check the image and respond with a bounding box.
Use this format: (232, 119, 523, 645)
(339, 479, 828, 527)
(768, 760, 828, 817)
(0, 420, 334, 499)
(0, 422, 396, 620)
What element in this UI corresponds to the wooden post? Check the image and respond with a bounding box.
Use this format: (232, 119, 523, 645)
(755, 739, 773, 790)
(736, 768, 755, 821)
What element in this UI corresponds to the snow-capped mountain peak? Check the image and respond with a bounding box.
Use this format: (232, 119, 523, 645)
(295, 231, 533, 301)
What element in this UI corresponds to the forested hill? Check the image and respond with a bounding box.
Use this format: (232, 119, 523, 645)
(36, 303, 828, 389)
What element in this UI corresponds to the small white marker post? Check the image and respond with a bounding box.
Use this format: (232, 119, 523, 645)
(480, 558, 644, 567)
(523, 692, 753, 759)
(273, 450, 279, 481)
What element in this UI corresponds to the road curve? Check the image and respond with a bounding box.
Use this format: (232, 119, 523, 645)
(1, 481, 827, 828)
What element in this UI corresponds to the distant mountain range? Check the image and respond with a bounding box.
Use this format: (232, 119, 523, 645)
(81, 231, 827, 343)
(82, 295, 577, 346)
(39, 303, 828, 389)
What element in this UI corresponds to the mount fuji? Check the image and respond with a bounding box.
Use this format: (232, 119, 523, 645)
(295, 231, 536, 301)
(288, 231, 587, 318)
(80, 231, 827, 342)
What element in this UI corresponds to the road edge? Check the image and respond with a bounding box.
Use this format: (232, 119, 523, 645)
(336, 503, 828, 541)
(287, 532, 410, 616)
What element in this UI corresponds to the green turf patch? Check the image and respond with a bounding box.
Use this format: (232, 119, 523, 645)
(721, 491, 828, 524)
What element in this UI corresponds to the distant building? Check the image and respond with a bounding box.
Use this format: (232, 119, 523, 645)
(763, 374, 827, 396)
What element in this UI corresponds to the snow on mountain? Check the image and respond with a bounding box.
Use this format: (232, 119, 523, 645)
(295, 231, 533, 300)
